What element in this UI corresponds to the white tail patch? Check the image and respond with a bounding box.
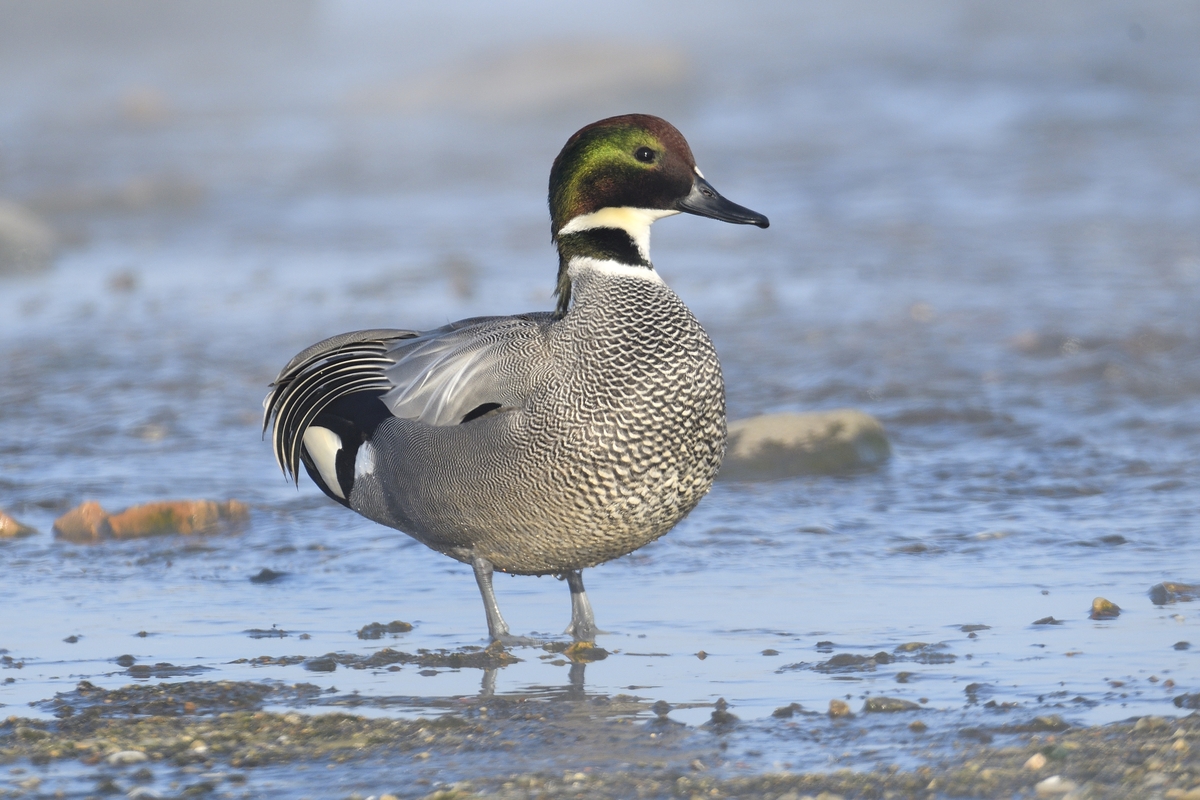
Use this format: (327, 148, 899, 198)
(302, 426, 345, 499)
(355, 441, 376, 479)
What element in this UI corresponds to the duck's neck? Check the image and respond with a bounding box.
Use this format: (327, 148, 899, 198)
(552, 207, 678, 317)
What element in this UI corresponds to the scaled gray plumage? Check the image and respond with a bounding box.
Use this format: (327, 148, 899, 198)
(264, 114, 767, 642)
(268, 266, 725, 575)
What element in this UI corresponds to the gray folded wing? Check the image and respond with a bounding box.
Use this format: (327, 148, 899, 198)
(263, 314, 555, 482)
(382, 313, 555, 426)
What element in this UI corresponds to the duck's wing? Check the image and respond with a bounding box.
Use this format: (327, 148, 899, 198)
(263, 314, 555, 482)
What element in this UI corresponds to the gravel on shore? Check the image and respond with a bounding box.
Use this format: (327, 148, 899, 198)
(1, 679, 1197, 799)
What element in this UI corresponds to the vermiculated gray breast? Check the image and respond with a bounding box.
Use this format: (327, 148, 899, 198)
(349, 272, 726, 575)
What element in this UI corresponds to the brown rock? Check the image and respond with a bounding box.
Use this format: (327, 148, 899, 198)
(0, 509, 38, 538)
(53, 501, 113, 542)
(562, 641, 609, 663)
(108, 500, 249, 538)
(719, 410, 890, 480)
(53, 499, 249, 541)
(828, 699, 853, 718)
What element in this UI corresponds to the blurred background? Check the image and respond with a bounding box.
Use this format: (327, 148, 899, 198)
(1, 0, 1199, 766)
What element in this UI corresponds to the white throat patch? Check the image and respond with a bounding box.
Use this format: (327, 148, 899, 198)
(557, 206, 679, 262)
(567, 256, 667, 285)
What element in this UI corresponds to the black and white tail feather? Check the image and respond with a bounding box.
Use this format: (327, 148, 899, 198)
(263, 329, 417, 485)
(263, 314, 555, 495)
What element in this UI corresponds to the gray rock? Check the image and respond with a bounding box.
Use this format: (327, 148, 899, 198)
(863, 696, 921, 713)
(0, 200, 56, 274)
(1149, 582, 1200, 605)
(719, 410, 890, 481)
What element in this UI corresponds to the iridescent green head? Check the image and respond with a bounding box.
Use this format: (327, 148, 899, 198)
(547, 114, 769, 315)
(550, 114, 698, 235)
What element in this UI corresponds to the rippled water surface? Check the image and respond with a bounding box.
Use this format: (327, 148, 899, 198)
(2, 1, 1199, 796)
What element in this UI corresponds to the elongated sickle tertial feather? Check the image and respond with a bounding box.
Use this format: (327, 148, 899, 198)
(264, 340, 396, 483)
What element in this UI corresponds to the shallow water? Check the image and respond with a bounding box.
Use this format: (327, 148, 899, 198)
(2, 0, 1199, 794)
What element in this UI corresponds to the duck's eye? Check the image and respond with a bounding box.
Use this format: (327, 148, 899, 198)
(634, 146, 657, 163)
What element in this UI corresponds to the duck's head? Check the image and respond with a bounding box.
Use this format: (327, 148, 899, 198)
(549, 114, 768, 315)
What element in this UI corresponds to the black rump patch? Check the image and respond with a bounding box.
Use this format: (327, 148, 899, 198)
(300, 390, 392, 507)
(461, 402, 502, 423)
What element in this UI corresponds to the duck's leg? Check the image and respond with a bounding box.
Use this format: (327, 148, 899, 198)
(563, 569, 600, 642)
(471, 555, 511, 640)
(471, 555, 533, 646)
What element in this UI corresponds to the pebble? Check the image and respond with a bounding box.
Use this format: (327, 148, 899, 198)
(1149, 582, 1200, 605)
(827, 699, 852, 718)
(563, 642, 609, 663)
(250, 568, 286, 584)
(304, 656, 338, 672)
(1035, 775, 1077, 796)
(106, 749, 149, 765)
(772, 703, 803, 718)
(1024, 753, 1047, 770)
(53, 501, 112, 541)
(704, 698, 738, 727)
(1090, 597, 1120, 619)
(862, 696, 920, 712)
(357, 621, 415, 639)
(0, 509, 38, 538)
(719, 410, 890, 480)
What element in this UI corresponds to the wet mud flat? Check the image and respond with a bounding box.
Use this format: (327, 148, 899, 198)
(3, 672, 1200, 800)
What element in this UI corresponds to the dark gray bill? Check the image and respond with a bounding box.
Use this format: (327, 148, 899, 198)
(677, 175, 769, 228)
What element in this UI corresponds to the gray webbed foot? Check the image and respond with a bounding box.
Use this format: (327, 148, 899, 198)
(493, 632, 538, 647)
(472, 554, 538, 647)
(561, 569, 609, 642)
